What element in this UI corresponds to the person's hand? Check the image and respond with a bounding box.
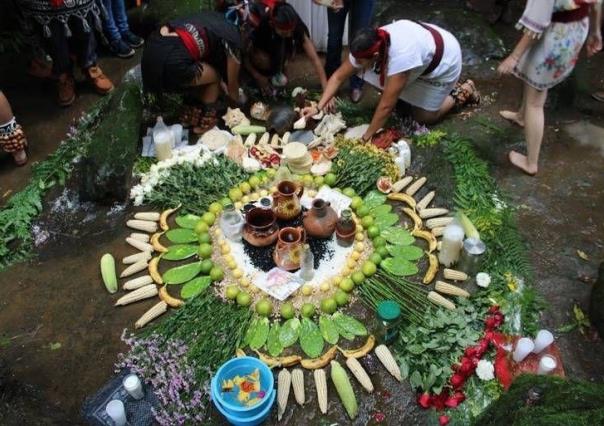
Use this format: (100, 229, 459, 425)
(256, 75, 274, 97)
(497, 54, 519, 75)
(312, 0, 344, 10)
(323, 97, 337, 114)
(301, 104, 320, 120)
(586, 31, 602, 57)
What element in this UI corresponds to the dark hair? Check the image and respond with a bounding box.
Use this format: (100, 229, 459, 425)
(272, 3, 298, 28)
(350, 28, 378, 55)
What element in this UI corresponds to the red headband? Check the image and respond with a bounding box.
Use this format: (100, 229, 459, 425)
(352, 28, 390, 86)
(270, 3, 297, 33)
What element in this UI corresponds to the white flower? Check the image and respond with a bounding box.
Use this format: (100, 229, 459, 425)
(476, 272, 491, 288)
(476, 360, 494, 381)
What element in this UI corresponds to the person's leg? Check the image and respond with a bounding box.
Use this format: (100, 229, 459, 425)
(413, 80, 477, 124)
(509, 83, 547, 175)
(348, 0, 374, 93)
(101, 0, 120, 42)
(325, 1, 349, 78)
(0, 91, 28, 165)
(500, 87, 526, 127)
(188, 63, 222, 134)
(46, 20, 76, 106)
(102, 0, 135, 57)
(112, 0, 144, 48)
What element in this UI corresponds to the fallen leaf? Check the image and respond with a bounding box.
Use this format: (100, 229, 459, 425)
(48, 342, 61, 350)
(576, 250, 589, 261)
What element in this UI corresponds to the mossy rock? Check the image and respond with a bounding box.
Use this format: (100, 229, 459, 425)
(474, 374, 604, 426)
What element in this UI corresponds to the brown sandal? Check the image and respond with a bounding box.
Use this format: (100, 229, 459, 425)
(451, 79, 481, 109)
(1, 118, 28, 166)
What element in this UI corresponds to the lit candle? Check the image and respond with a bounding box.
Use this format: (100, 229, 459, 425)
(537, 355, 557, 375)
(512, 337, 534, 362)
(106, 400, 127, 426)
(123, 374, 144, 400)
(438, 224, 464, 267)
(532, 330, 554, 354)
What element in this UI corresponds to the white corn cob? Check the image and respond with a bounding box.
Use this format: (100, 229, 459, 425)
(277, 369, 291, 420)
(405, 177, 426, 196)
(292, 368, 305, 405)
(123, 275, 154, 290)
(115, 284, 158, 306)
(444, 268, 468, 281)
(437, 241, 442, 251)
(135, 301, 168, 329)
(428, 291, 456, 310)
(416, 190, 435, 211)
(374, 345, 401, 382)
(244, 133, 256, 147)
(314, 369, 328, 414)
(419, 208, 449, 219)
(259, 132, 270, 145)
(432, 227, 445, 237)
(127, 220, 158, 233)
(270, 133, 280, 147)
(122, 251, 152, 265)
(130, 233, 150, 243)
(282, 132, 291, 145)
(134, 212, 160, 221)
(435, 281, 470, 298)
(120, 260, 149, 278)
(346, 357, 374, 392)
(392, 176, 413, 193)
(426, 217, 454, 229)
(126, 237, 154, 253)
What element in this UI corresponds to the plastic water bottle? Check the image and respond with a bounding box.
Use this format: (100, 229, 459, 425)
(299, 244, 314, 281)
(396, 139, 411, 168)
(153, 116, 174, 161)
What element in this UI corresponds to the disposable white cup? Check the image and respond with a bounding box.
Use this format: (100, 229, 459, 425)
(537, 355, 557, 375)
(171, 124, 183, 147)
(512, 337, 535, 362)
(106, 400, 127, 426)
(532, 330, 554, 354)
(123, 374, 144, 400)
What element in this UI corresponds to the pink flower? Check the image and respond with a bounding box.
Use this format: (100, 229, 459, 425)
(439, 415, 450, 425)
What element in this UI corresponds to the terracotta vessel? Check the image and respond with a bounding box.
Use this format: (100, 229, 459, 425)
(242, 207, 279, 247)
(336, 209, 356, 247)
(272, 180, 304, 220)
(273, 227, 306, 270)
(303, 199, 338, 238)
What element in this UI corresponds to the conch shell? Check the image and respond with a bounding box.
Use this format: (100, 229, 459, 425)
(250, 102, 270, 121)
(222, 108, 250, 129)
(226, 136, 246, 164)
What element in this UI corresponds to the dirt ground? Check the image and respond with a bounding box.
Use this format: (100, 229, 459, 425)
(1, 1, 604, 425)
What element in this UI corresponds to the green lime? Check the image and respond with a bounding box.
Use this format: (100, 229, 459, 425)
(343, 187, 356, 198)
(367, 225, 380, 239)
(229, 188, 243, 202)
(350, 196, 363, 210)
(236, 291, 251, 306)
(202, 212, 216, 226)
(334, 289, 350, 306)
(266, 168, 276, 178)
(226, 285, 240, 300)
(362, 261, 377, 277)
(314, 176, 325, 187)
(339, 277, 355, 292)
(248, 175, 261, 189)
(239, 182, 252, 194)
(377, 246, 389, 258)
(200, 259, 214, 274)
(209, 266, 224, 282)
(373, 236, 387, 248)
(221, 197, 232, 207)
(369, 253, 383, 265)
(198, 232, 212, 244)
(198, 243, 213, 259)
(302, 175, 314, 188)
(357, 205, 370, 218)
(320, 298, 338, 314)
(256, 298, 273, 316)
(351, 271, 365, 285)
(194, 221, 209, 235)
(280, 302, 295, 319)
(361, 215, 374, 228)
(301, 303, 316, 318)
(209, 202, 223, 215)
(324, 173, 337, 187)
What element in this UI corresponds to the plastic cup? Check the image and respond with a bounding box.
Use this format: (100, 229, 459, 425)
(123, 374, 144, 400)
(171, 124, 183, 147)
(106, 400, 127, 426)
(532, 330, 554, 354)
(537, 355, 557, 375)
(512, 337, 534, 362)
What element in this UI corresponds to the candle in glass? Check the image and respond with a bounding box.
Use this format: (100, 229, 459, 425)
(106, 400, 127, 426)
(123, 374, 144, 400)
(532, 330, 554, 354)
(438, 223, 464, 267)
(512, 337, 534, 362)
(537, 355, 557, 375)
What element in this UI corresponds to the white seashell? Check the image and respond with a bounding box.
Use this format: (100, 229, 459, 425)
(293, 116, 306, 130)
(310, 160, 332, 176)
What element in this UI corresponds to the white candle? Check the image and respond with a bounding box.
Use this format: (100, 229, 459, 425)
(123, 374, 144, 400)
(532, 330, 554, 354)
(438, 224, 464, 267)
(106, 400, 127, 426)
(537, 355, 557, 375)
(512, 337, 535, 362)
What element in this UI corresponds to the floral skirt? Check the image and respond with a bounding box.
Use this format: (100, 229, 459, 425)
(513, 18, 589, 91)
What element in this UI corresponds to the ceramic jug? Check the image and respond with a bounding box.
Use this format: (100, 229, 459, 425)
(303, 199, 338, 239)
(242, 207, 279, 247)
(273, 227, 306, 270)
(272, 180, 304, 220)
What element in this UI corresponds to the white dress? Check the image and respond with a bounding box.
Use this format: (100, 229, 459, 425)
(288, 0, 348, 52)
(349, 20, 462, 111)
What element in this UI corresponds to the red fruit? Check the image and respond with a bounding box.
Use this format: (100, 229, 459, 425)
(418, 392, 432, 408)
(445, 391, 466, 408)
(439, 415, 450, 426)
(450, 373, 466, 389)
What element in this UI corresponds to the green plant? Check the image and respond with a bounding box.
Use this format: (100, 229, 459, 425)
(413, 130, 447, 148)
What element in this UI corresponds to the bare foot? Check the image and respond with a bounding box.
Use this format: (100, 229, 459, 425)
(500, 110, 525, 127)
(508, 151, 537, 176)
(592, 91, 604, 102)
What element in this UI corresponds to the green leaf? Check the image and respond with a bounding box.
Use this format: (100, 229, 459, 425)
(319, 315, 339, 345)
(163, 262, 202, 284)
(409, 370, 423, 389)
(279, 318, 300, 347)
(381, 258, 419, 276)
(332, 312, 367, 336)
(371, 204, 392, 216)
(163, 244, 198, 261)
(165, 228, 198, 243)
(406, 344, 426, 355)
(382, 227, 415, 245)
(299, 318, 324, 358)
(363, 190, 387, 209)
(386, 245, 424, 261)
(175, 214, 201, 229)
(180, 276, 212, 299)
(250, 317, 270, 350)
(267, 322, 284, 357)
(375, 213, 399, 230)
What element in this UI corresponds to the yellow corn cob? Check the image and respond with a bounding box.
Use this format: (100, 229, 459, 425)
(292, 368, 305, 405)
(345, 357, 374, 393)
(428, 291, 456, 310)
(387, 192, 416, 210)
(129, 233, 150, 243)
(435, 281, 470, 298)
(419, 208, 449, 219)
(423, 252, 438, 284)
(115, 284, 158, 306)
(374, 345, 401, 382)
(134, 212, 160, 221)
(412, 228, 437, 253)
(416, 190, 435, 211)
(432, 227, 445, 237)
(121, 260, 149, 278)
(314, 369, 328, 414)
(123, 275, 154, 290)
(330, 361, 358, 420)
(135, 301, 167, 329)
(444, 268, 468, 281)
(126, 237, 154, 253)
(277, 369, 291, 420)
(403, 207, 422, 233)
(405, 176, 426, 196)
(127, 219, 158, 233)
(392, 176, 413, 193)
(426, 217, 454, 229)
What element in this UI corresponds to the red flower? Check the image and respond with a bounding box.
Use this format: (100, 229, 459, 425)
(488, 305, 500, 314)
(477, 338, 490, 355)
(459, 357, 477, 376)
(445, 390, 466, 408)
(431, 392, 448, 410)
(439, 415, 450, 425)
(373, 411, 386, 423)
(484, 331, 495, 342)
(450, 373, 466, 389)
(485, 317, 497, 330)
(418, 392, 432, 408)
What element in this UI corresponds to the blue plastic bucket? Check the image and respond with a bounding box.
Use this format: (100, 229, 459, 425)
(213, 389, 276, 426)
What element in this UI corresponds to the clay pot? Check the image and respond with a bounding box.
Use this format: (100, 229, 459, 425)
(242, 208, 279, 247)
(272, 180, 304, 221)
(273, 227, 306, 271)
(303, 199, 338, 239)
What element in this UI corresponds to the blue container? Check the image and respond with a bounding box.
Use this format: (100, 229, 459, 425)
(213, 388, 275, 426)
(212, 356, 274, 416)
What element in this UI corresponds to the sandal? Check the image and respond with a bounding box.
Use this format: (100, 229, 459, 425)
(0, 118, 28, 166)
(450, 79, 481, 109)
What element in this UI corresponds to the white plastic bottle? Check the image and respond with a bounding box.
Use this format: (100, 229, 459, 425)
(153, 116, 174, 161)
